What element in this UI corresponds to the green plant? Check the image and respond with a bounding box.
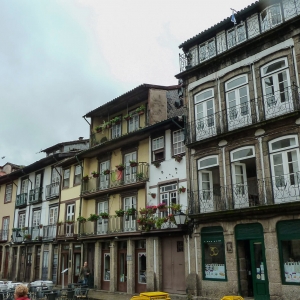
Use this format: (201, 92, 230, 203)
(153, 161, 161, 168)
(83, 175, 89, 182)
(87, 214, 99, 222)
(123, 114, 132, 121)
(22, 227, 28, 231)
(91, 171, 99, 177)
(116, 163, 125, 171)
(95, 125, 103, 133)
(115, 209, 125, 217)
(174, 154, 183, 162)
(66, 219, 74, 224)
(104, 120, 112, 128)
(136, 172, 144, 180)
(126, 207, 136, 215)
(77, 216, 87, 223)
(24, 234, 31, 240)
(179, 186, 186, 193)
(156, 217, 168, 229)
(170, 203, 182, 212)
(111, 116, 121, 124)
(57, 221, 63, 225)
(103, 169, 110, 175)
(12, 228, 20, 232)
(100, 212, 109, 219)
(129, 160, 138, 167)
(157, 202, 167, 209)
(139, 208, 148, 214)
(136, 104, 146, 113)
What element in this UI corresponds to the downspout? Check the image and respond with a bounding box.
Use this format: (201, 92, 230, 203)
(222, 146, 227, 209)
(251, 62, 260, 122)
(7, 175, 18, 236)
(21, 169, 32, 229)
(258, 136, 267, 204)
(75, 155, 83, 221)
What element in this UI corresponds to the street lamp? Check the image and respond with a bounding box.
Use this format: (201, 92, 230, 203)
(174, 210, 195, 237)
(174, 210, 187, 227)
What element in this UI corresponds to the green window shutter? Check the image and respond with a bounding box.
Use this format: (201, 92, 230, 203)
(235, 223, 263, 240)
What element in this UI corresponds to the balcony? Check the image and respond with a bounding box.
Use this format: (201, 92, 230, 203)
(45, 182, 60, 200)
(16, 193, 27, 207)
(57, 222, 79, 239)
(188, 174, 300, 215)
(12, 226, 43, 243)
(29, 187, 43, 204)
(42, 225, 57, 240)
(81, 163, 149, 198)
(186, 87, 299, 145)
(0, 229, 9, 242)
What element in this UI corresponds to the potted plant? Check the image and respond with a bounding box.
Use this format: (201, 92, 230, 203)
(22, 227, 28, 231)
(77, 216, 87, 223)
(66, 220, 74, 224)
(115, 209, 125, 217)
(83, 175, 89, 182)
(139, 208, 148, 215)
(148, 192, 156, 199)
(24, 234, 31, 240)
(111, 116, 121, 125)
(168, 214, 175, 223)
(157, 202, 167, 212)
(129, 160, 138, 167)
(39, 224, 43, 229)
(116, 163, 125, 171)
(87, 214, 99, 222)
(136, 104, 146, 115)
(146, 205, 157, 214)
(103, 169, 110, 175)
(154, 162, 161, 168)
(123, 114, 132, 121)
(136, 173, 144, 181)
(57, 221, 63, 226)
(174, 154, 183, 162)
(156, 217, 168, 229)
(126, 207, 136, 216)
(179, 186, 186, 193)
(104, 121, 112, 129)
(91, 171, 99, 178)
(170, 203, 182, 213)
(95, 125, 103, 133)
(100, 212, 109, 219)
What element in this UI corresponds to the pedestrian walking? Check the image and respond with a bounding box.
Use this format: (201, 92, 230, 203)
(79, 261, 90, 285)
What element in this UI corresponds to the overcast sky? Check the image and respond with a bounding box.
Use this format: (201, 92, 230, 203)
(0, 0, 254, 166)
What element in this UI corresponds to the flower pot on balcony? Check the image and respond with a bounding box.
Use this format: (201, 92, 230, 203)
(103, 169, 110, 175)
(158, 207, 168, 212)
(83, 176, 89, 182)
(130, 162, 138, 167)
(39, 224, 43, 229)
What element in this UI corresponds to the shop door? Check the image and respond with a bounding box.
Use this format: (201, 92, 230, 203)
(117, 248, 127, 292)
(101, 250, 110, 291)
(73, 253, 81, 284)
(3, 247, 9, 279)
(52, 247, 58, 284)
(135, 250, 146, 293)
(42, 251, 49, 280)
(35, 246, 41, 280)
(61, 253, 69, 286)
(162, 237, 185, 294)
(249, 240, 269, 300)
(25, 252, 32, 282)
(19, 247, 25, 281)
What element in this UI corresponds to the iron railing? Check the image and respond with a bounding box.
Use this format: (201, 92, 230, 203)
(186, 86, 300, 144)
(57, 222, 79, 238)
(82, 162, 149, 195)
(16, 193, 27, 207)
(188, 174, 300, 214)
(29, 187, 43, 204)
(42, 225, 57, 240)
(45, 182, 60, 200)
(12, 226, 43, 243)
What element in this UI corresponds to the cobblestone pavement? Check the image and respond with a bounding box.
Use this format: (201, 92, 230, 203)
(89, 289, 134, 300)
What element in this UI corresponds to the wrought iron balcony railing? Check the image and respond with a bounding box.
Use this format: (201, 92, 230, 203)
(45, 182, 60, 200)
(186, 86, 300, 144)
(29, 187, 43, 204)
(0, 229, 9, 241)
(82, 163, 149, 195)
(42, 225, 57, 240)
(188, 174, 300, 214)
(16, 193, 28, 207)
(57, 221, 79, 238)
(12, 226, 43, 243)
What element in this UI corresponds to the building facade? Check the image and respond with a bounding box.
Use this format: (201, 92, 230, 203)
(177, 1, 300, 299)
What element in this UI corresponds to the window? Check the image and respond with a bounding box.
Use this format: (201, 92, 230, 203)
(152, 136, 164, 161)
(277, 220, 300, 284)
(63, 169, 70, 188)
(160, 183, 177, 216)
(66, 203, 75, 221)
(97, 201, 108, 234)
(21, 178, 29, 195)
(4, 184, 12, 203)
(269, 136, 300, 200)
(194, 89, 216, 140)
(173, 130, 185, 155)
(201, 226, 226, 281)
(2, 217, 9, 240)
(49, 206, 58, 225)
(261, 58, 292, 119)
(32, 210, 41, 227)
(18, 212, 26, 229)
(112, 117, 122, 139)
(231, 146, 255, 162)
(124, 152, 137, 184)
(225, 74, 251, 130)
(198, 155, 218, 170)
(128, 113, 139, 133)
(124, 196, 136, 231)
(227, 24, 246, 49)
(99, 161, 110, 189)
(261, 4, 282, 32)
(199, 39, 216, 62)
(74, 165, 81, 185)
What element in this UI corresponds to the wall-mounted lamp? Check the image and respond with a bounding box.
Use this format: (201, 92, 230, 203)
(174, 211, 195, 238)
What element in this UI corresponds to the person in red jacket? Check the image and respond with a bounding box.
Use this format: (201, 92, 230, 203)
(14, 285, 30, 300)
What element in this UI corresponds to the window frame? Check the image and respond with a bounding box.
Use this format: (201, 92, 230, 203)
(18, 211, 26, 229)
(152, 136, 165, 162)
(230, 146, 255, 162)
(269, 135, 298, 154)
(260, 4, 282, 32)
(128, 111, 140, 133)
(172, 129, 185, 156)
(199, 38, 216, 62)
(63, 168, 70, 188)
(74, 165, 81, 186)
(4, 183, 13, 203)
(111, 116, 122, 139)
(227, 23, 246, 49)
(66, 203, 75, 221)
(32, 209, 41, 227)
(198, 155, 219, 170)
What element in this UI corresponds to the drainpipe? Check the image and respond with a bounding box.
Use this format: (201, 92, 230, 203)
(75, 155, 83, 219)
(290, 46, 300, 88)
(21, 169, 32, 229)
(258, 137, 267, 204)
(251, 62, 260, 122)
(7, 175, 18, 239)
(222, 146, 227, 209)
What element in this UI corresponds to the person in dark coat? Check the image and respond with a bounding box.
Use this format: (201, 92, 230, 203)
(79, 261, 90, 285)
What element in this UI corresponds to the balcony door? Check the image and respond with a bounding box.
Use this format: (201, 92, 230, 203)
(66, 204, 75, 237)
(99, 161, 110, 189)
(226, 75, 251, 131)
(124, 152, 137, 184)
(47, 206, 58, 239)
(194, 89, 216, 140)
(50, 168, 60, 197)
(34, 172, 43, 201)
(97, 201, 108, 235)
(261, 58, 292, 119)
(32, 210, 41, 240)
(2, 217, 9, 241)
(124, 196, 136, 232)
(269, 136, 300, 203)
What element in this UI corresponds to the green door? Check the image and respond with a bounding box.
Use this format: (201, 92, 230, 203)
(249, 240, 270, 300)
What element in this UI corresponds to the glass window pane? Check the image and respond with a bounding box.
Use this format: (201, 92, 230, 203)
(281, 240, 300, 283)
(263, 60, 286, 75)
(232, 148, 254, 161)
(271, 138, 296, 151)
(227, 76, 247, 90)
(199, 157, 218, 169)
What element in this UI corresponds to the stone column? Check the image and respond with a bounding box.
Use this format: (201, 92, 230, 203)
(127, 239, 134, 294)
(110, 241, 117, 292)
(15, 246, 21, 281)
(48, 243, 53, 281)
(68, 242, 73, 284)
(94, 241, 101, 290)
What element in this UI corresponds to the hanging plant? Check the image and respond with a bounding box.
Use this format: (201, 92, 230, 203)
(123, 114, 132, 121)
(103, 169, 110, 175)
(148, 192, 156, 199)
(129, 160, 138, 167)
(87, 214, 99, 222)
(179, 186, 186, 193)
(174, 154, 183, 162)
(83, 175, 89, 182)
(126, 207, 136, 216)
(100, 212, 109, 219)
(136, 104, 146, 115)
(153, 162, 161, 168)
(116, 164, 125, 171)
(111, 116, 121, 125)
(91, 171, 100, 178)
(39, 224, 43, 229)
(115, 209, 125, 217)
(77, 216, 87, 223)
(95, 125, 103, 133)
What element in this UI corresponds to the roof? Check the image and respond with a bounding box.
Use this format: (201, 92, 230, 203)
(179, 1, 261, 51)
(41, 138, 89, 153)
(84, 83, 179, 118)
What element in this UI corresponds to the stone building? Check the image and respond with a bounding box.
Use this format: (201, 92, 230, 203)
(176, 0, 300, 299)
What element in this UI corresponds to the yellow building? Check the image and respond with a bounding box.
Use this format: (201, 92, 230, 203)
(56, 84, 188, 295)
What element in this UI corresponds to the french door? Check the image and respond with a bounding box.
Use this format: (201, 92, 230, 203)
(232, 163, 249, 208)
(99, 161, 110, 189)
(270, 148, 300, 203)
(124, 152, 137, 184)
(198, 171, 214, 212)
(124, 196, 136, 232)
(2, 217, 9, 240)
(34, 173, 42, 201)
(97, 201, 108, 234)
